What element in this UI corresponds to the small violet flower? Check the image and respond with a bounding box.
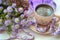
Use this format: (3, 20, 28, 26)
(0, 0, 2, 4)
(4, 20, 11, 26)
(0, 6, 3, 10)
(5, 15, 9, 18)
(7, 6, 13, 13)
(20, 14, 24, 19)
(11, 3, 16, 8)
(18, 7, 24, 13)
(14, 24, 20, 30)
(24, 10, 29, 18)
(3, 2, 7, 5)
(20, 19, 27, 27)
(53, 28, 60, 36)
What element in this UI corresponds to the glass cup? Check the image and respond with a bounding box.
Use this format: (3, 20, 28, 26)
(34, 4, 54, 25)
(29, 0, 56, 25)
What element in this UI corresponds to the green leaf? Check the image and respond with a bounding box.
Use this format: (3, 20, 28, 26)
(12, 10, 19, 17)
(0, 4, 8, 9)
(0, 24, 3, 27)
(7, 25, 12, 35)
(0, 10, 3, 13)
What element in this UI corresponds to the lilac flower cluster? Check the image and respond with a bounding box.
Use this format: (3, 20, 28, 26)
(0, 0, 35, 40)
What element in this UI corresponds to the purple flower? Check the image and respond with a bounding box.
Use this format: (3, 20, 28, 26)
(12, 25, 19, 32)
(20, 14, 24, 19)
(0, 6, 3, 10)
(7, 6, 13, 13)
(27, 17, 36, 24)
(24, 10, 29, 18)
(53, 28, 60, 36)
(20, 19, 27, 27)
(0, 27, 7, 32)
(37, 28, 46, 33)
(10, 31, 17, 39)
(11, 25, 15, 30)
(5, 15, 9, 18)
(4, 20, 11, 26)
(3, 2, 7, 5)
(27, 21, 33, 25)
(18, 7, 24, 13)
(0, 0, 2, 4)
(11, 3, 16, 8)
(14, 24, 20, 30)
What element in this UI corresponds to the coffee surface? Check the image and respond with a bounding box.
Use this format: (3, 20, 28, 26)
(36, 5, 53, 16)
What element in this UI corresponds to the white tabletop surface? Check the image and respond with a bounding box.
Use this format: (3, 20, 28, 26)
(0, 0, 60, 40)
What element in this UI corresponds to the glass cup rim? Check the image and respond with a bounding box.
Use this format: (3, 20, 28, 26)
(35, 4, 54, 17)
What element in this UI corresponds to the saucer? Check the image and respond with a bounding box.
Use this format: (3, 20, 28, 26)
(30, 15, 60, 35)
